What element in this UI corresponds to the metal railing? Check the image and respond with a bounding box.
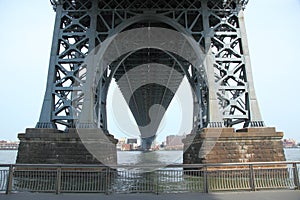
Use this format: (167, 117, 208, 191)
(0, 161, 299, 194)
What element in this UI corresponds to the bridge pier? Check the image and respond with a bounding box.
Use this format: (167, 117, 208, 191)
(183, 127, 286, 164)
(15, 1, 288, 165)
(16, 128, 118, 165)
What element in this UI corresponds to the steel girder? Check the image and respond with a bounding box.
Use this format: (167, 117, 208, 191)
(37, 0, 263, 131)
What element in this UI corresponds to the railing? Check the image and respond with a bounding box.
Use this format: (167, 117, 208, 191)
(0, 161, 299, 194)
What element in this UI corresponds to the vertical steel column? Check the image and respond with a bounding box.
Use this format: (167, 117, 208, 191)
(238, 10, 264, 127)
(202, 0, 224, 127)
(77, 0, 98, 129)
(36, 4, 63, 129)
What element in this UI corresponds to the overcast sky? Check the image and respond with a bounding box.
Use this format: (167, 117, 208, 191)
(0, 1, 299, 142)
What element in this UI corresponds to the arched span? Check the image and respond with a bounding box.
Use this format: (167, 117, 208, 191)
(78, 20, 212, 128)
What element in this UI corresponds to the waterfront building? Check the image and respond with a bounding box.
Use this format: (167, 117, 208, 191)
(165, 135, 185, 150)
(0, 140, 19, 150)
(283, 139, 297, 148)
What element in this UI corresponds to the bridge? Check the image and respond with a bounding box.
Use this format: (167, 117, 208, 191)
(16, 0, 285, 165)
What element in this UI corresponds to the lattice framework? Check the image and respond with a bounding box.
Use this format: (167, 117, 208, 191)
(38, 0, 263, 131)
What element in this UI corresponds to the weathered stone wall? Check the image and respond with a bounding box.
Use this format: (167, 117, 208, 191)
(183, 127, 286, 164)
(16, 128, 118, 165)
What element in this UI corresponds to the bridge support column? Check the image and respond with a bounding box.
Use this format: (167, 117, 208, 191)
(183, 127, 286, 164)
(16, 128, 118, 165)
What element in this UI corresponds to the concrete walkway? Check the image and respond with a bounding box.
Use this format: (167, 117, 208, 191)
(0, 190, 299, 200)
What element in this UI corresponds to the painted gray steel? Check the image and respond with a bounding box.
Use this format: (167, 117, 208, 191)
(37, 0, 263, 137)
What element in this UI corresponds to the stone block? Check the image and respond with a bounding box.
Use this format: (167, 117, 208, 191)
(16, 128, 118, 165)
(183, 127, 286, 164)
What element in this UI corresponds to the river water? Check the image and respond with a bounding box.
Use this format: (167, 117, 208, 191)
(0, 148, 299, 164)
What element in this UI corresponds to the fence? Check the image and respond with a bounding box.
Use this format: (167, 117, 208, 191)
(0, 161, 299, 194)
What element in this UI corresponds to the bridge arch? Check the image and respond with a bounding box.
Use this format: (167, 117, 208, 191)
(78, 18, 212, 134)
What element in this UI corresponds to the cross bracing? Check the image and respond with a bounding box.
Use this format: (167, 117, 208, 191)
(37, 0, 263, 136)
(51, 0, 249, 11)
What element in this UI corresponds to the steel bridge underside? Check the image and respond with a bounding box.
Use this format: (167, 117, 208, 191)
(37, 0, 264, 149)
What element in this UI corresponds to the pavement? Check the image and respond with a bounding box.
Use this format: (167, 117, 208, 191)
(0, 190, 299, 200)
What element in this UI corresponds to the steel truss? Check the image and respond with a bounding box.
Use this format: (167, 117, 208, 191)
(37, 0, 263, 131)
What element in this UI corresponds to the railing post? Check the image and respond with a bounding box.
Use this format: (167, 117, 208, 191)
(249, 164, 256, 191)
(155, 170, 159, 195)
(105, 167, 110, 195)
(5, 165, 14, 194)
(56, 167, 62, 194)
(292, 163, 300, 190)
(203, 166, 209, 193)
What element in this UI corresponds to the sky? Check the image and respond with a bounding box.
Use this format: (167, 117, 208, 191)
(0, 0, 299, 142)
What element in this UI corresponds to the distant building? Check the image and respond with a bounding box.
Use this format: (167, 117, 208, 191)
(121, 144, 132, 151)
(127, 138, 138, 144)
(118, 138, 126, 144)
(117, 138, 139, 151)
(116, 138, 126, 150)
(0, 140, 19, 150)
(283, 139, 297, 148)
(165, 135, 185, 150)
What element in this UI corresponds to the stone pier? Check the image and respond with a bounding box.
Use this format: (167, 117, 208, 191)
(183, 127, 286, 164)
(16, 128, 118, 165)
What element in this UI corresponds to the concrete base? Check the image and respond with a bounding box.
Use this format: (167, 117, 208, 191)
(16, 128, 118, 165)
(183, 127, 286, 164)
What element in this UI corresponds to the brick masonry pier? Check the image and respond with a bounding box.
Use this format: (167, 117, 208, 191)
(16, 128, 118, 165)
(183, 127, 286, 164)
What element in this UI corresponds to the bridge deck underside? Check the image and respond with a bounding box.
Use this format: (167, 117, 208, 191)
(112, 48, 188, 141)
